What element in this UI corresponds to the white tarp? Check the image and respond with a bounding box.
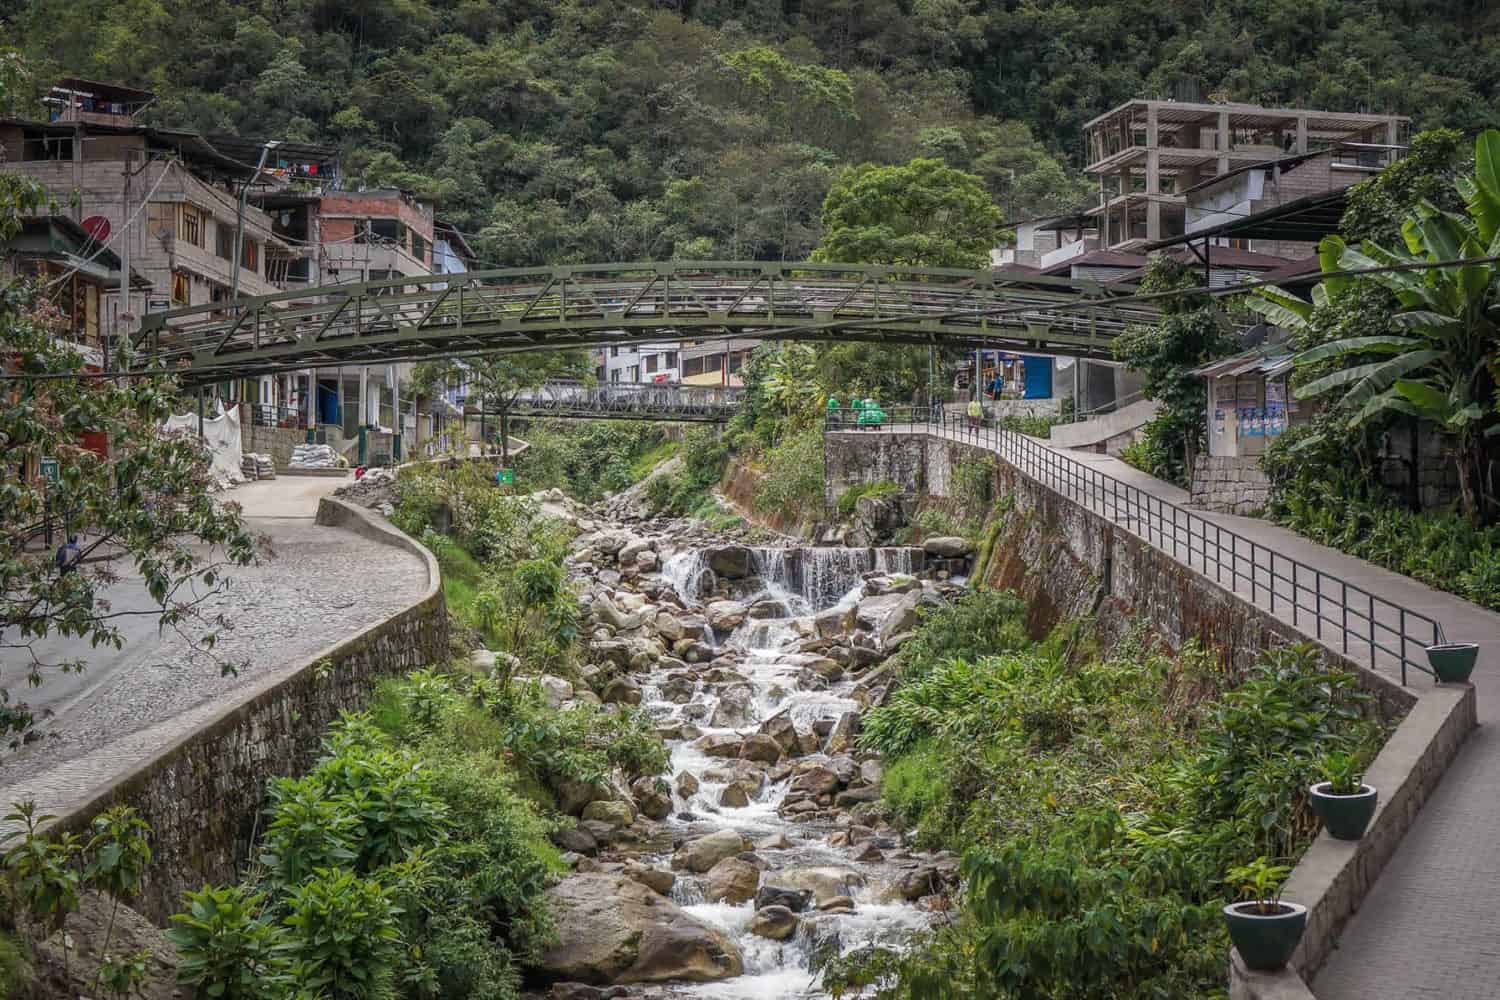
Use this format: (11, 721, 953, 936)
(164, 404, 246, 488)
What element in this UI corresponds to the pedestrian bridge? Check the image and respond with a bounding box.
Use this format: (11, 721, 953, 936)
(132, 260, 1163, 387)
(494, 381, 744, 423)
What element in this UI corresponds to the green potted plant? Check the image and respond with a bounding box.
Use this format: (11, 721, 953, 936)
(1426, 641, 1479, 683)
(1223, 858, 1306, 972)
(1308, 751, 1378, 840)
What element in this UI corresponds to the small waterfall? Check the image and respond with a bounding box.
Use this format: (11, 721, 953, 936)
(800, 547, 873, 609)
(663, 549, 713, 603)
(875, 546, 915, 576)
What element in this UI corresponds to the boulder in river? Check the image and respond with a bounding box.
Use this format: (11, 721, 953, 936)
(707, 545, 753, 578)
(755, 885, 813, 912)
(739, 733, 783, 763)
(673, 829, 752, 873)
(763, 866, 864, 906)
(705, 600, 749, 631)
(692, 733, 743, 758)
(539, 873, 743, 984)
(702, 856, 761, 904)
(922, 535, 973, 557)
(750, 905, 799, 941)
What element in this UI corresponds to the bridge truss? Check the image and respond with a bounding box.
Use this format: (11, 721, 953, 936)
(493, 381, 744, 423)
(131, 261, 1165, 387)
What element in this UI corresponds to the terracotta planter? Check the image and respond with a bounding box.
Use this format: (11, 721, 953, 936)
(1426, 642, 1478, 683)
(1223, 901, 1307, 971)
(1308, 781, 1378, 840)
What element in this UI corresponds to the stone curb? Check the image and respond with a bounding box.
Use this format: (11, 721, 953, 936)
(1230, 681, 1477, 999)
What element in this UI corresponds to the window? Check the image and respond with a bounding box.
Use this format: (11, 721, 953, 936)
(241, 238, 259, 273)
(22, 130, 72, 161)
(171, 271, 190, 305)
(358, 218, 404, 245)
(646, 355, 659, 374)
(146, 202, 176, 240)
(728, 352, 744, 374)
(611, 346, 620, 358)
(684, 356, 707, 377)
(215, 224, 234, 260)
(666, 351, 678, 369)
(180, 205, 203, 248)
(411, 232, 428, 264)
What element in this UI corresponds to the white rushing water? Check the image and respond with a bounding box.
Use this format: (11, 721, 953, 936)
(638, 546, 937, 998)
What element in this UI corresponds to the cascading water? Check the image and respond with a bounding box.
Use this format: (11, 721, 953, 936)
(628, 542, 947, 998)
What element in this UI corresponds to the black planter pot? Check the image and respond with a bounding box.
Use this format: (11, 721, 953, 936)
(1308, 781, 1378, 840)
(1427, 643, 1479, 683)
(1223, 901, 1307, 972)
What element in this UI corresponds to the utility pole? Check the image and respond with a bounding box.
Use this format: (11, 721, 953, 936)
(116, 152, 131, 376)
(232, 140, 279, 408)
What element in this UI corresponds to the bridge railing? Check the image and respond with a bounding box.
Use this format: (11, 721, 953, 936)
(828, 407, 1443, 684)
(499, 381, 746, 420)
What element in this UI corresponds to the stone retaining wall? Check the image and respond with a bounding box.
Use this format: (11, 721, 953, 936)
(43, 499, 447, 923)
(1192, 455, 1272, 515)
(242, 422, 308, 469)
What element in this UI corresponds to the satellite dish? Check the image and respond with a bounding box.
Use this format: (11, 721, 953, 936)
(82, 215, 111, 242)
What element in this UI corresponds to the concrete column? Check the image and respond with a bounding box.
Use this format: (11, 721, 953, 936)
(1296, 115, 1309, 154)
(1385, 119, 1400, 165)
(307, 369, 317, 429)
(1217, 111, 1231, 173)
(1145, 105, 1161, 242)
(360, 366, 369, 427)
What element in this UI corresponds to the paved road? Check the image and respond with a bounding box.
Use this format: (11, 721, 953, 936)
(0, 475, 430, 821)
(882, 422, 1500, 1000)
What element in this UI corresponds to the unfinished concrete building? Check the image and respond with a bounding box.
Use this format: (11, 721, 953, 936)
(1083, 100, 1409, 251)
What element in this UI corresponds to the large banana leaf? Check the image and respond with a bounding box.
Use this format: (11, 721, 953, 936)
(1245, 286, 1313, 331)
(1457, 175, 1500, 247)
(1295, 348, 1442, 402)
(1341, 243, 1442, 311)
(1293, 335, 1420, 364)
(1317, 235, 1350, 298)
(1347, 385, 1419, 428)
(1475, 129, 1500, 203)
(1389, 310, 1463, 338)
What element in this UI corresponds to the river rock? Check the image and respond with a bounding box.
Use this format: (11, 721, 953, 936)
(825, 711, 860, 753)
(719, 782, 752, 808)
(763, 867, 864, 906)
(878, 590, 923, 639)
(673, 829, 752, 873)
(705, 600, 749, 631)
(581, 800, 636, 828)
(922, 536, 973, 557)
(707, 545, 753, 578)
(750, 905, 798, 941)
(539, 873, 743, 984)
(790, 764, 839, 797)
(631, 777, 672, 821)
(710, 683, 755, 727)
(854, 592, 904, 631)
(655, 611, 685, 641)
(814, 604, 856, 639)
(618, 537, 652, 564)
(896, 866, 941, 901)
(755, 885, 813, 912)
(557, 780, 610, 817)
(551, 825, 599, 856)
(702, 857, 760, 904)
(601, 677, 642, 706)
(594, 594, 643, 631)
(836, 786, 881, 808)
(675, 771, 700, 798)
(624, 861, 676, 896)
(739, 733, 783, 763)
(758, 712, 802, 755)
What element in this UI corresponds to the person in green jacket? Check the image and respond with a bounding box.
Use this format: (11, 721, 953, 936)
(967, 396, 982, 429)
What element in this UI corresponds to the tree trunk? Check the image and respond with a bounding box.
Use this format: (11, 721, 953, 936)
(500, 408, 510, 466)
(1455, 431, 1484, 526)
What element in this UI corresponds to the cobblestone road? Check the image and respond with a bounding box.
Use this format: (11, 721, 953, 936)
(0, 479, 429, 823)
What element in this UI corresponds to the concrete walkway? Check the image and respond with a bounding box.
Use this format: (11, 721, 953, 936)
(902, 422, 1500, 1000)
(0, 476, 428, 829)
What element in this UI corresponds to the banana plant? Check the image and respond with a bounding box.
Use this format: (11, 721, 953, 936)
(1248, 129, 1500, 524)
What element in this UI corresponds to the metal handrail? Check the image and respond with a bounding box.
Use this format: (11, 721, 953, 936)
(828, 407, 1442, 684)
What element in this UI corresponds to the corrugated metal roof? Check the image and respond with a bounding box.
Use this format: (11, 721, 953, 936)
(1194, 348, 1295, 378)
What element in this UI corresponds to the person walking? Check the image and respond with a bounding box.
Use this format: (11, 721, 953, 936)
(967, 396, 982, 430)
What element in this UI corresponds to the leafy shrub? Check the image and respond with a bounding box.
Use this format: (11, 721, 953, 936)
(514, 421, 666, 500)
(166, 885, 288, 1000)
(753, 427, 826, 521)
(997, 412, 1062, 437)
(642, 428, 731, 517)
(282, 868, 401, 999)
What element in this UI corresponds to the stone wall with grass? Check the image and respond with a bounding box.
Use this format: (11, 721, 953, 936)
(42, 500, 448, 924)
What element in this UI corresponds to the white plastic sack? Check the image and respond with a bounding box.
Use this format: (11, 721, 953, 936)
(164, 404, 246, 488)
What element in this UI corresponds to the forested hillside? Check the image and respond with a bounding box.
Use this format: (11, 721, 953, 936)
(4, 0, 1498, 265)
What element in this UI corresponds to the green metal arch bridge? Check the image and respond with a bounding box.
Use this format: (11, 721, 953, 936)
(132, 261, 1166, 387)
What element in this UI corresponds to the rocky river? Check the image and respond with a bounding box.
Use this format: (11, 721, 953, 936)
(513, 489, 976, 999)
